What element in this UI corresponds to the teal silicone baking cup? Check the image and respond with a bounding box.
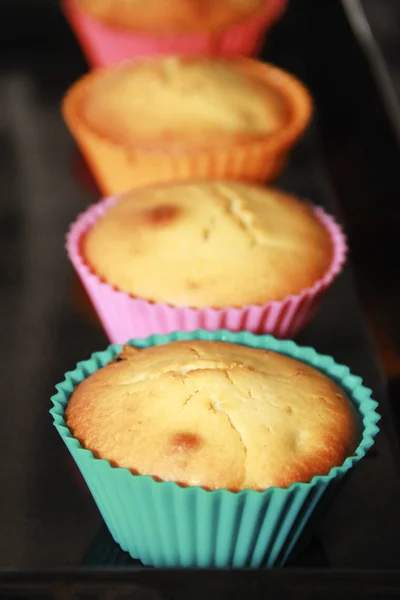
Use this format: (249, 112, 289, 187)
(50, 330, 380, 568)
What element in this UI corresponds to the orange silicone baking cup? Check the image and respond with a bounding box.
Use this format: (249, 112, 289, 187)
(62, 58, 313, 196)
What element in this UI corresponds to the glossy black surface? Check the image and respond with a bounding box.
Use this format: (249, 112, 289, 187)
(3, 570, 400, 600)
(0, 0, 400, 579)
(305, 0, 400, 349)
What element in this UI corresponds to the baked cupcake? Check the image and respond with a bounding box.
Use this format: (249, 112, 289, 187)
(63, 0, 287, 68)
(67, 181, 347, 343)
(62, 56, 312, 195)
(50, 330, 380, 567)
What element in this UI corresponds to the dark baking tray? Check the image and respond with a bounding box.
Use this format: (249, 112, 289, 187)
(1, 0, 400, 597)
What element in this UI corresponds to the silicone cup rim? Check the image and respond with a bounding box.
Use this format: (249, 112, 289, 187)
(63, 0, 288, 43)
(61, 57, 313, 158)
(65, 185, 348, 313)
(50, 329, 380, 497)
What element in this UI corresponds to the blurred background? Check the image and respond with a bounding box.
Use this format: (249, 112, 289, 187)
(1, 0, 400, 572)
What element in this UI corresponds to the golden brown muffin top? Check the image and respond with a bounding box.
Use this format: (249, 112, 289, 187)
(80, 57, 289, 150)
(83, 182, 332, 308)
(66, 340, 358, 491)
(78, 0, 262, 33)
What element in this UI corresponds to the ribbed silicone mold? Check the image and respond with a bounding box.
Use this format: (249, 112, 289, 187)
(50, 330, 379, 568)
(62, 0, 288, 68)
(62, 58, 313, 196)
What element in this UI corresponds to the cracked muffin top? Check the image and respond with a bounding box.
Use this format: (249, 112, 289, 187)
(66, 340, 358, 491)
(83, 181, 332, 308)
(77, 0, 262, 34)
(77, 57, 290, 151)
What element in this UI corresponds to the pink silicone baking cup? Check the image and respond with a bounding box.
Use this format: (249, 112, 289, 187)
(62, 0, 288, 68)
(66, 194, 347, 344)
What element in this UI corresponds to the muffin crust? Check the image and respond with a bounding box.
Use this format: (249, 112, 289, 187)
(83, 181, 332, 308)
(80, 57, 289, 150)
(66, 340, 358, 491)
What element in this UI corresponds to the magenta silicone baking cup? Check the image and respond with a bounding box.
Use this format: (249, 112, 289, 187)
(66, 194, 347, 344)
(62, 0, 288, 68)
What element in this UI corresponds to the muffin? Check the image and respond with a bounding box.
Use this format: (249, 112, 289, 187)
(62, 56, 312, 195)
(67, 181, 347, 342)
(51, 330, 380, 567)
(67, 340, 358, 490)
(63, 0, 287, 68)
